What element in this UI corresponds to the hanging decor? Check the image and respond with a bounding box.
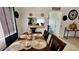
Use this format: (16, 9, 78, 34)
(63, 15, 67, 21)
(29, 13, 33, 16)
(14, 11, 19, 18)
(41, 13, 44, 17)
(68, 9, 78, 20)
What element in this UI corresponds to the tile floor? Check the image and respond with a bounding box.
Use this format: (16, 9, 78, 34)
(61, 37, 79, 51)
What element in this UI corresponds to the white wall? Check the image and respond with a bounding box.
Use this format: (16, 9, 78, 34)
(15, 7, 79, 37)
(15, 7, 52, 36)
(60, 7, 79, 37)
(15, 8, 24, 36)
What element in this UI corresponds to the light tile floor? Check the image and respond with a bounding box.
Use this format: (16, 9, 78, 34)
(61, 37, 79, 51)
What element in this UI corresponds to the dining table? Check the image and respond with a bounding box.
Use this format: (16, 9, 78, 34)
(5, 32, 51, 51)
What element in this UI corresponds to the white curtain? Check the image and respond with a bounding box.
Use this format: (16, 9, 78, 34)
(0, 20, 6, 50)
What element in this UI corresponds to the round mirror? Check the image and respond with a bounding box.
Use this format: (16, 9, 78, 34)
(63, 15, 67, 21)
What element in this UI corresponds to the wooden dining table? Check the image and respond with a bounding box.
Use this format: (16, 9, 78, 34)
(5, 32, 51, 51)
(19, 44, 51, 51)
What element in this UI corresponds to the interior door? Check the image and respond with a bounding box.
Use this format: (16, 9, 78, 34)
(49, 11, 61, 37)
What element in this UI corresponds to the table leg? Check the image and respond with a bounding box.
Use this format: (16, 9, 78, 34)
(67, 31, 69, 39)
(74, 31, 76, 37)
(63, 27, 66, 38)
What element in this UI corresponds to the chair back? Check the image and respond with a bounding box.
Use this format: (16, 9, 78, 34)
(47, 34, 52, 46)
(43, 30, 49, 41)
(50, 34, 66, 51)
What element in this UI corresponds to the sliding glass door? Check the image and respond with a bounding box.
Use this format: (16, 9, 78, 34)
(3, 7, 17, 37)
(0, 20, 6, 50)
(0, 7, 9, 37)
(0, 7, 18, 49)
(0, 7, 17, 37)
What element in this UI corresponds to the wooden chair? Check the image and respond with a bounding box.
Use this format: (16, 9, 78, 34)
(50, 34, 66, 51)
(47, 34, 52, 46)
(43, 30, 49, 41)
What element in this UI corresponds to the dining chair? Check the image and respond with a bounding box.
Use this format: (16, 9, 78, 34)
(43, 30, 47, 36)
(50, 34, 66, 51)
(47, 34, 52, 46)
(43, 30, 49, 41)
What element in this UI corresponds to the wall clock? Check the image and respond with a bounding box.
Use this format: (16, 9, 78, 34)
(68, 9, 78, 20)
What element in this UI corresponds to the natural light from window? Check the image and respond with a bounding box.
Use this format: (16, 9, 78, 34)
(37, 17, 45, 26)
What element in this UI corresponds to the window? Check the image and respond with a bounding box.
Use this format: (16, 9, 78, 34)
(37, 17, 45, 26)
(0, 7, 17, 37)
(0, 7, 9, 37)
(4, 7, 16, 35)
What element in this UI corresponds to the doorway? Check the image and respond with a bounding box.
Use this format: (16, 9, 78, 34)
(48, 11, 62, 37)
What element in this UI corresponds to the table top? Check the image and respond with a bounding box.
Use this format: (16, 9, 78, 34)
(5, 32, 51, 51)
(5, 39, 51, 51)
(19, 45, 51, 51)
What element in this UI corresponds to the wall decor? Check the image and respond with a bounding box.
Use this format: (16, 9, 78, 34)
(29, 13, 33, 16)
(68, 9, 78, 20)
(69, 22, 77, 31)
(28, 18, 34, 25)
(63, 15, 67, 21)
(14, 11, 19, 18)
(41, 13, 44, 17)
